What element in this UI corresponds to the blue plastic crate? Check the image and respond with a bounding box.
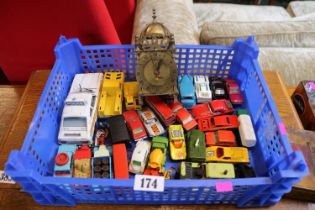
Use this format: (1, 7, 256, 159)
(5, 36, 308, 207)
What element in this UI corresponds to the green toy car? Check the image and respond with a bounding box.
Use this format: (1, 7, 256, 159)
(187, 129, 206, 162)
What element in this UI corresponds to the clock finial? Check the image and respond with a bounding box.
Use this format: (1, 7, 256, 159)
(152, 9, 156, 21)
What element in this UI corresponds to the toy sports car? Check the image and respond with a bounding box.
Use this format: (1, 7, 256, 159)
(138, 108, 165, 137)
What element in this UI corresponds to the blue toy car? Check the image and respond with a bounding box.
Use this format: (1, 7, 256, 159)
(178, 75, 196, 109)
(54, 145, 76, 177)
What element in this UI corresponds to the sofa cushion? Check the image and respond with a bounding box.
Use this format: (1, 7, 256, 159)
(200, 21, 315, 47)
(287, 1, 315, 17)
(132, 0, 199, 44)
(259, 47, 315, 86)
(193, 3, 291, 29)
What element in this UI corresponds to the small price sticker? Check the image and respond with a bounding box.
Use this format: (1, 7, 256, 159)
(134, 175, 164, 192)
(0, 170, 15, 184)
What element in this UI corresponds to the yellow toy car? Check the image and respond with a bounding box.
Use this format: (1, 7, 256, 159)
(168, 125, 186, 160)
(205, 163, 235, 179)
(124, 81, 140, 110)
(98, 72, 124, 117)
(206, 146, 249, 163)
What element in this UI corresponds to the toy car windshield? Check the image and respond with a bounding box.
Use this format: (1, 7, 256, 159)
(63, 117, 87, 128)
(215, 88, 225, 95)
(182, 116, 194, 125)
(229, 86, 240, 93)
(145, 118, 157, 124)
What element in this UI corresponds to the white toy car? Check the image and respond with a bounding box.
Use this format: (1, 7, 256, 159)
(194, 75, 209, 84)
(58, 73, 103, 145)
(129, 140, 151, 174)
(138, 108, 165, 137)
(195, 83, 212, 103)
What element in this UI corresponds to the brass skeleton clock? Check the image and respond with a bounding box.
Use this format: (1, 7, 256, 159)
(135, 9, 178, 104)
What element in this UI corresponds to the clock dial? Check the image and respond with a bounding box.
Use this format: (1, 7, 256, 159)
(143, 59, 171, 87)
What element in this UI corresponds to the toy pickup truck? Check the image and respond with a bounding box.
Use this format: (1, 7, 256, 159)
(98, 72, 124, 117)
(124, 81, 141, 110)
(58, 73, 103, 145)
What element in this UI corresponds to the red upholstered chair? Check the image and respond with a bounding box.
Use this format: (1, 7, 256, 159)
(0, 0, 135, 83)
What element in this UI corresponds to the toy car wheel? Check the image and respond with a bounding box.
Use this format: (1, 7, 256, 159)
(55, 153, 69, 166)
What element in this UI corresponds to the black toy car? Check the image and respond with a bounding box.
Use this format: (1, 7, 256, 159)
(108, 115, 131, 144)
(209, 76, 228, 99)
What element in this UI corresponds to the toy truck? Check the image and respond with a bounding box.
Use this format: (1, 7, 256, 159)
(205, 163, 235, 179)
(54, 145, 76, 177)
(124, 81, 141, 110)
(180, 162, 205, 179)
(58, 73, 103, 145)
(169, 125, 186, 160)
(98, 72, 124, 117)
(92, 145, 112, 178)
(187, 129, 206, 162)
(144, 136, 169, 176)
(206, 146, 249, 163)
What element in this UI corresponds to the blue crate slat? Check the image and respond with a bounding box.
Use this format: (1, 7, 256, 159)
(5, 36, 308, 207)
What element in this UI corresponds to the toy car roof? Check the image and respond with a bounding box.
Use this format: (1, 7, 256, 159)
(63, 93, 92, 118)
(179, 75, 194, 97)
(108, 115, 131, 144)
(69, 73, 103, 94)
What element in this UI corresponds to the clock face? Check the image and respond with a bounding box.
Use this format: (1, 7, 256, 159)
(137, 52, 177, 94)
(143, 59, 170, 86)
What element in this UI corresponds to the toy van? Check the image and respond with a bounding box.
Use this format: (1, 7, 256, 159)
(58, 73, 103, 145)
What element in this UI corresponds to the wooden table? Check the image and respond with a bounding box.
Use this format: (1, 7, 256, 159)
(0, 70, 314, 210)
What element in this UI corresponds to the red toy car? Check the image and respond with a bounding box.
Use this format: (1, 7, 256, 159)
(224, 79, 244, 105)
(123, 110, 147, 141)
(191, 103, 211, 120)
(206, 130, 236, 147)
(191, 99, 234, 120)
(198, 115, 239, 132)
(209, 99, 234, 115)
(145, 96, 176, 126)
(169, 102, 197, 131)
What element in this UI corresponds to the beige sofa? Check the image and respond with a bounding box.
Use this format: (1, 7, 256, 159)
(132, 0, 315, 86)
